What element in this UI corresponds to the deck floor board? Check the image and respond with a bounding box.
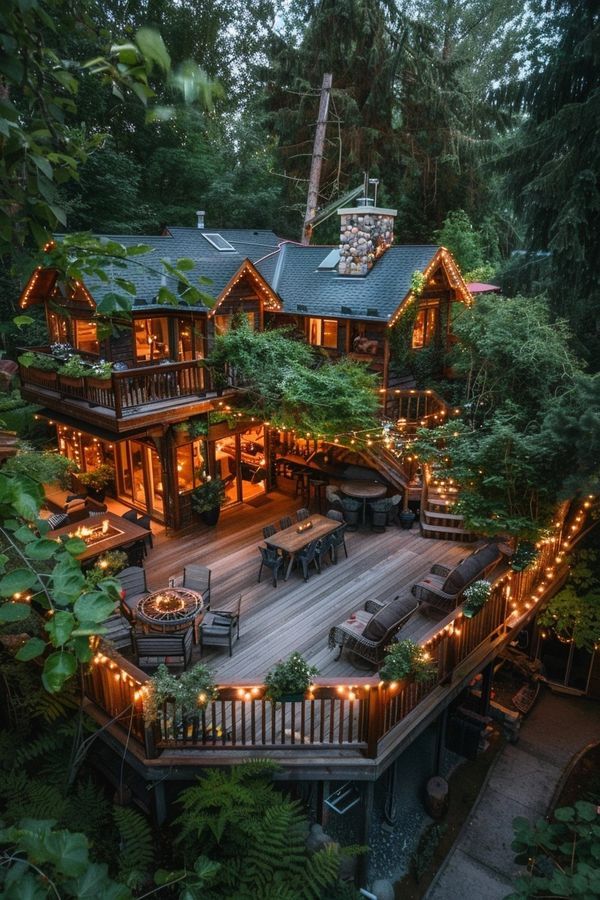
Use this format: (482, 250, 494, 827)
(140, 489, 466, 682)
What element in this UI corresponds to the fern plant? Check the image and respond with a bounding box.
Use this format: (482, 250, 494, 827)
(114, 805, 154, 890)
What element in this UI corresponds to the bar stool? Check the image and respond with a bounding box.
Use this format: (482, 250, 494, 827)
(309, 475, 329, 513)
(295, 470, 310, 500)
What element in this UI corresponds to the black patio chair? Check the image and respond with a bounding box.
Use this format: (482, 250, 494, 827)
(118, 566, 149, 623)
(279, 516, 293, 530)
(296, 507, 310, 522)
(257, 545, 283, 587)
(199, 595, 242, 658)
(182, 564, 212, 609)
(315, 533, 335, 570)
(327, 510, 348, 562)
(263, 523, 277, 539)
(295, 538, 321, 582)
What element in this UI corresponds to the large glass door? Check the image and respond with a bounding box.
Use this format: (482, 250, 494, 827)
(213, 425, 266, 505)
(117, 440, 164, 519)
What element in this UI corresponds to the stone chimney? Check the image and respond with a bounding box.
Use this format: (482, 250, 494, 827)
(338, 199, 397, 276)
(196, 210, 205, 229)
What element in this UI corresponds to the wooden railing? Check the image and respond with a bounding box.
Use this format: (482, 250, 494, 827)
(82, 510, 572, 763)
(19, 356, 216, 417)
(383, 389, 457, 431)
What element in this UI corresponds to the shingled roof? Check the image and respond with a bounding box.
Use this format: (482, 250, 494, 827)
(64, 228, 282, 311)
(255, 243, 440, 320)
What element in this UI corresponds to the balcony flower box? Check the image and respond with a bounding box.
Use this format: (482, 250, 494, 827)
(85, 375, 112, 390)
(59, 374, 85, 390)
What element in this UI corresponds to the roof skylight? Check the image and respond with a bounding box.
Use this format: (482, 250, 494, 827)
(201, 233, 236, 252)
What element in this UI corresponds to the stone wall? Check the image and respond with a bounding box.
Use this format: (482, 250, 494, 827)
(338, 209, 396, 276)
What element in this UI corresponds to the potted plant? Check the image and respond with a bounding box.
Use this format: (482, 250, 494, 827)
(191, 471, 226, 526)
(189, 416, 208, 439)
(143, 662, 218, 726)
(18, 351, 59, 383)
(78, 463, 115, 502)
(85, 359, 113, 388)
(379, 639, 437, 684)
(510, 541, 539, 572)
(462, 579, 491, 618)
(58, 354, 90, 389)
(264, 652, 319, 703)
(85, 549, 128, 588)
(173, 421, 191, 444)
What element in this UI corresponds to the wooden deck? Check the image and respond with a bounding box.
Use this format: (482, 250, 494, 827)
(140, 489, 466, 681)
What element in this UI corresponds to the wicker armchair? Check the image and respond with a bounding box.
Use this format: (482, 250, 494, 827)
(411, 542, 505, 614)
(328, 595, 419, 666)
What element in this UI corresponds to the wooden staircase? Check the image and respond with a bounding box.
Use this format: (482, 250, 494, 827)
(420, 484, 476, 543)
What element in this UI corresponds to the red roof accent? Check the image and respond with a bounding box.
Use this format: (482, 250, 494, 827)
(467, 282, 501, 293)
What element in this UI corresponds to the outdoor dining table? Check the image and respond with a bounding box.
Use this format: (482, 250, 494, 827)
(264, 513, 341, 581)
(340, 480, 387, 525)
(46, 511, 151, 563)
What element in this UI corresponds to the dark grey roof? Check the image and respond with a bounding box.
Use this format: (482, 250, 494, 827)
(75, 228, 282, 310)
(255, 243, 440, 320)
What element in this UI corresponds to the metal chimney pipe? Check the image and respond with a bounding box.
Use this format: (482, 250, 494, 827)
(196, 210, 205, 229)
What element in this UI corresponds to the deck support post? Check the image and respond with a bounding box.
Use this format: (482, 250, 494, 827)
(357, 781, 375, 887)
(479, 660, 494, 718)
(433, 707, 448, 775)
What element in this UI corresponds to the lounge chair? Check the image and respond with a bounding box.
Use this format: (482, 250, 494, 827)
(328, 595, 419, 666)
(411, 542, 506, 614)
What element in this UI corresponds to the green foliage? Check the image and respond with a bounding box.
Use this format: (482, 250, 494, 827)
(209, 319, 379, 438)
(510, 542, 540, 572)
(538, 549, 600, 651)
(17, 352, 59, 372)
(3, 449, 76, 487)
(499, 0, 600, 367)
(462, 580, 492, 617)
(84, 550, 128, 589)
(508, 801, 600, 899)
(379, 639, 437, 684)
(264, 652, 319, 701)
(435, 210, 485, 273)
(0, 819, 132, 899)
(410, 822, 447, 884)
(175, 762, 357, 898)
(191, 473, 226, 513)
(78, 463, 115, 490)
(0, 469, 120, 693)
(144, 662, 218, 725)
(113, 806, 154, 890)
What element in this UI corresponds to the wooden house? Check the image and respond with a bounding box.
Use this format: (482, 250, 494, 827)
(18, 204, 471, 530)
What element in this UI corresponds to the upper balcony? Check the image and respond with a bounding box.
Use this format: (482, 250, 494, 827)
(18, 349, 237, 432)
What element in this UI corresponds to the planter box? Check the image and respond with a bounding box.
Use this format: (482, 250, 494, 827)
(27, 366, 58, 384)
(86, 376, 112, 390)
(208, 421, 235, 441)
(277, 693, 305, 703)
(59, 375, 85, 390)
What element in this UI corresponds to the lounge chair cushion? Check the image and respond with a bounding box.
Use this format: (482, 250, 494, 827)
(442, 543, 501, 595)
(362, 598, 412, 643)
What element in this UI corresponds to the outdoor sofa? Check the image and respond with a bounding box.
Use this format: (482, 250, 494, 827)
(411, 542, 508, 614)
(328, 595, 420, 666)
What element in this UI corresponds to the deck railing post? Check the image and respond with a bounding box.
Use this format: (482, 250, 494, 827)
(112, 373, 123, 418)
(365, 685, 382, 757)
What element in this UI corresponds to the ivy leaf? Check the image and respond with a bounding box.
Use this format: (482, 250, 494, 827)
(27, 538, 60, 560)
(0, 569, 38, 597)
(50, 554, 85, 603)
(42, 650, 77, 693)
(64, 537, 87, 556)
(16, 637, 47, 661)
(45, 610, 76, 647)
(0, 602, 32, 623)
(74, 591, 115, 624)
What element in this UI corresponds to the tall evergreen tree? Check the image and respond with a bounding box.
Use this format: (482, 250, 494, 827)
(499, 0, 600, 367)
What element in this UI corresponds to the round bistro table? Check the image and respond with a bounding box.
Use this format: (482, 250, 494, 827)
(136, 588, 204, 642)
(340, 481, 387, 525)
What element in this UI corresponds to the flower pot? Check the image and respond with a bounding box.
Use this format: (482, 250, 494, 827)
(86, 376, 111, 390)
(28, 367, 58, 384)
(462, 603, 484, 619)
(200, 506, 220, 526)
(86, 486, 106, 503)
(399, 510, 416, 530)
(278, 692, 305, 703)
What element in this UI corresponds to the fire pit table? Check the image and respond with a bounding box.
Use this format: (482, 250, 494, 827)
(137, 588, 204, 642)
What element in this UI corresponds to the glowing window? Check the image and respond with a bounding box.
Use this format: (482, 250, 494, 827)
(308, 318, 338, 349)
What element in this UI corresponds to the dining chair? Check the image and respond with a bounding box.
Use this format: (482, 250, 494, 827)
(327, 510, 348, 562)
(315, 533, 335, 571)
(131, 626, 193, 670)
(279, 516, 293, 530)
(257, 546, 283, 587)
(295, 539, 321, 582)
(118, 566, 149, 623)
(182, 564, 212, 609)
(121, 509, 139, 524)
(199, 595, 242, 658)
(262, 523, 277, 539)
(296, 507, 310, 522)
